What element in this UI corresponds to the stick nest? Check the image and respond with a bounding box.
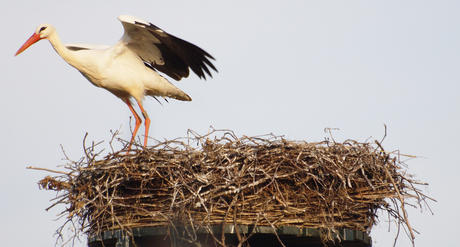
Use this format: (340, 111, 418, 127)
(36, 129, 432, 246)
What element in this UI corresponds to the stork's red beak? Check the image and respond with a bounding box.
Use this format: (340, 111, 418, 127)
(15, 33, 42, 56)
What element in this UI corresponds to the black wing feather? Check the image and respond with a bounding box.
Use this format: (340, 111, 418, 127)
(135, 21, 217, 81)
(66, 46, 90, 51)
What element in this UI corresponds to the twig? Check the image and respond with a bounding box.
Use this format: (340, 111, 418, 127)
(27, 166, 74, 176)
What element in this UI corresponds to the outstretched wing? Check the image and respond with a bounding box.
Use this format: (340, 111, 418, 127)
(118, 15, 217, 81)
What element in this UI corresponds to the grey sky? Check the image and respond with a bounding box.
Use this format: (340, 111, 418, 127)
(1, 1, 458, 246)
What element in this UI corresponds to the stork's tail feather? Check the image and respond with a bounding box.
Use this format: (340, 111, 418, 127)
(145, 80, 192, 102)
(146, 89, 191, 102)
(168, 90, 192, 101)
(161, 76, 192, 101)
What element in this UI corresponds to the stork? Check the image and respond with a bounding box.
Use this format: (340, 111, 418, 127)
(15, 15, 217, 150)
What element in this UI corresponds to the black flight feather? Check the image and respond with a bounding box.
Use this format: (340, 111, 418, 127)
(135, 21, 217, 81)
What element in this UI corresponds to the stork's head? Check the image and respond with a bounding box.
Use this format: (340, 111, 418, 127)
(15, 23, 55, 56)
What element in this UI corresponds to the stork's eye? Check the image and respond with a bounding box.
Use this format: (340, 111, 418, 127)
(39, 26, 47, 33)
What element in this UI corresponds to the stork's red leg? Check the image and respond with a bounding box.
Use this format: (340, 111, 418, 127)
(137, 102, 150, 148)
(124, 99, 142, 150)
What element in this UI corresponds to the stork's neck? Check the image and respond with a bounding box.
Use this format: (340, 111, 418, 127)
(46, 30, 77, 67)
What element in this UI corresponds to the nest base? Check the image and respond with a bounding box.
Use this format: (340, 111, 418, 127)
(88, 226, 371, 247)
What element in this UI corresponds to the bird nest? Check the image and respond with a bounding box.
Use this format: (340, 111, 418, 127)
(33, 129, 432, 246)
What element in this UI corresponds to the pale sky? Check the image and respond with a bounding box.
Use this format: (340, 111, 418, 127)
(1, 1, 459, 246)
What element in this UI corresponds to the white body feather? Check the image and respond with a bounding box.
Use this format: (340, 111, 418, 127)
(43, 21, 191, 104)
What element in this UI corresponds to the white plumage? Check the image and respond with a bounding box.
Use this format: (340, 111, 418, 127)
(15, 15, 217, 150)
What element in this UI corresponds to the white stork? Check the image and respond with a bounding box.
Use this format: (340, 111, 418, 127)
(15, 15, 217, 150)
